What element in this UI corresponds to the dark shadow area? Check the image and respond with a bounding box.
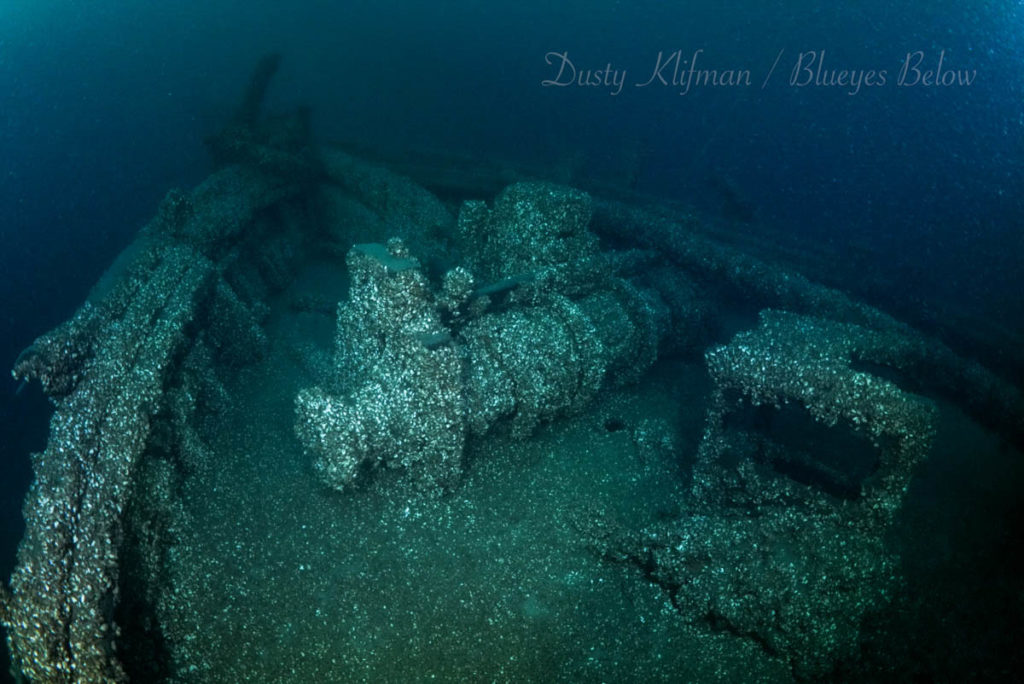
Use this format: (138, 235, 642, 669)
(853, 406, 1024, 680)
(724, 399, 880, 501)
(0, 384, 50, 684)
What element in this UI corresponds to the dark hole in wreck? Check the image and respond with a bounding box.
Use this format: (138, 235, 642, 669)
(721, 393, 884, 501)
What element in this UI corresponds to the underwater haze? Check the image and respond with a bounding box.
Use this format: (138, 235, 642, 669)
(1, 0, 1023, 681)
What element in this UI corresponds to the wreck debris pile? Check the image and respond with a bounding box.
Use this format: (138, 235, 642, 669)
(5, 245, 215, 682)
(2, 57, 1021, 682)
(455, 183, 669, 422)
(456, 181, 608, 297)
(695, 309, 937, 525)
(2, 56, 320, 681)
(601, 309, 940, 678)
(296, 240, 465, 493)
(2, 162, 315, 678)
(591, 198, 1024, 450)
(295, 182, 671, 493)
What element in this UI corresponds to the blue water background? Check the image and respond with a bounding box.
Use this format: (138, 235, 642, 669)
(1, 0, 1021, 675)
